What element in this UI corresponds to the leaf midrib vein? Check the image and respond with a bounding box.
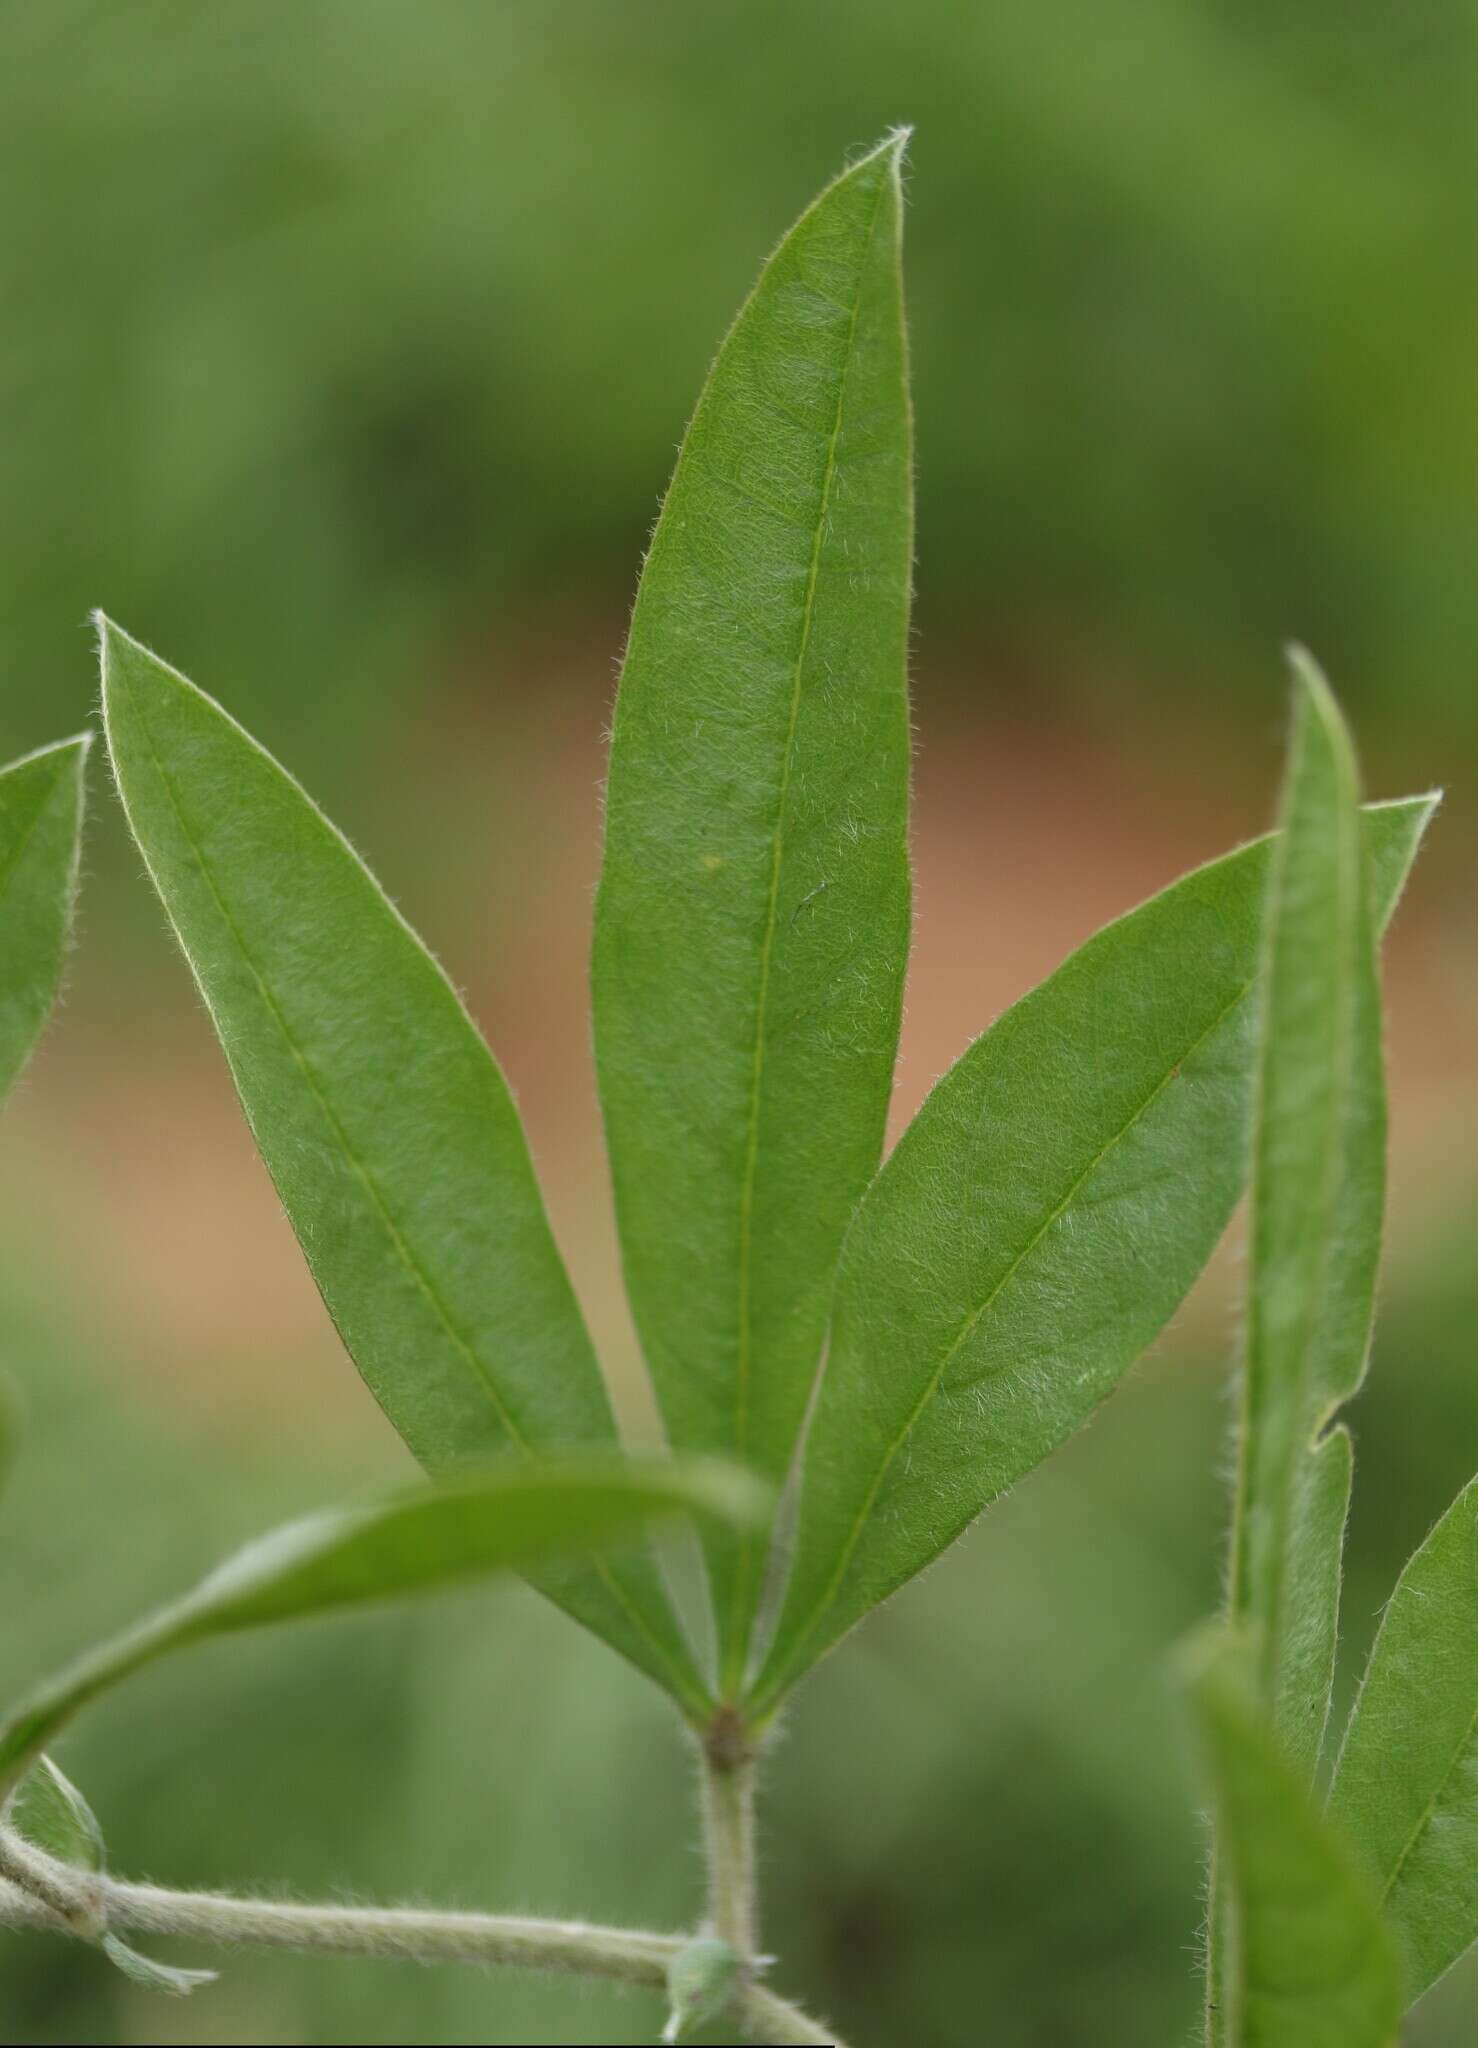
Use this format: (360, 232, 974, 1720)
(1377, 1693, 1478, 1914)
(124, 669, 533, 1454)
(725, 164, 891, 1662)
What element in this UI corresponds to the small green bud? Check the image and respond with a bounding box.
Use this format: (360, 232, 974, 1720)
(11, 1756, 106, 1875)
(662, 1933, 740, 2041)
(9, 1756, 216, 1993)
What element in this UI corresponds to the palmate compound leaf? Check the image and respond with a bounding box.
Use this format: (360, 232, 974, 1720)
(98, 619, 708, 1716)
(1181, 1628, 1401, 2048)
(1227, 659, 1386, 1785)
(1330, 1474, 1478, 2005)
(0, 1458, 765, 1805)
(0, 736, 88, 1107)
(592, 133, 913, 1689)
(749, 792, 1436, 1715)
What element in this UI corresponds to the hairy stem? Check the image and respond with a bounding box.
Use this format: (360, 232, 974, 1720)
(699, 1731, 759, 1961)
(0, 1825, 105, 1936)
(0, 1828, 676, 1984)
(741, 1977, 851, 2045)
(2, 1828, 848, 2042)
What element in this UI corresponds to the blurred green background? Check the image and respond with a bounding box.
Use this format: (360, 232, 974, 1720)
(1, 4, 1475, 2042)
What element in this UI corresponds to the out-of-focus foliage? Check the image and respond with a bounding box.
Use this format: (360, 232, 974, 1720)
(4, 1, 1478, 777)
(0, 1453, 762, 1801)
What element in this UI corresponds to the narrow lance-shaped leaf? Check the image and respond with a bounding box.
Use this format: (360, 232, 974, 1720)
(1229, 659, 1386, 1783)
(751, 792, 1435, 1713)
(593, 133, 914, 1685)
(0, 1457, 765, 1803)
(1180, 1628, 1401, 2048)
(1207, 664, 1393, 2046)
(98, 620, 706, 1714)
(0, 737, 88, 1106)
(1329, 1474, 1478, 2005)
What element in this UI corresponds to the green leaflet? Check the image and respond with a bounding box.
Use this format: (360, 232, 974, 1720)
(1182, 1629, 1401, 2048)
(592, 134, 913, 1686)
(1228, 659, 1386, 1782)
(98, 619, 706, 1714)
(1330, 1475, 1478, 2004)
(0, 736, 88, 1106)
(0, 1457, 764, 1802)
(1208, 665, 1393, 2043)
(751, 794, 1435, 1713)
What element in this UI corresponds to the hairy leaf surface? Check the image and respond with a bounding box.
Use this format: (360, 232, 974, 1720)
(1228, 659, 1385, 1783)
(592, 134, 913, 1681)
(0, 1459, 763, 1798)
(1330, 1475, 1478, 2004)
(1184, 1630, 1400, 2048)
(99, 619, 704, 1710)
(8, 1756, 106, 1873)
(0, 737, 87, 1106)
(752, 794, 1434, 1709)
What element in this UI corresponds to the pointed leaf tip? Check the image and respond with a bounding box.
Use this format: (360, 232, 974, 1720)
(1, 728, 90, 1107)
(850, 126, 911, 181)
(1286, 645, 1360, 770)
(91, 608, 122, 673)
